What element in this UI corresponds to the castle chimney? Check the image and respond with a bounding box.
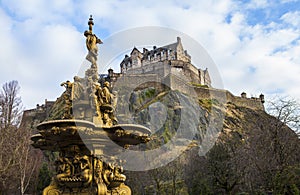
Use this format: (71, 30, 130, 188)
(241, 92, 247, 98)
(108, 68, 113, 78)
(259, 94, 265, 103)
(177, 37, 181, 43)
(143, 48, 148, 54)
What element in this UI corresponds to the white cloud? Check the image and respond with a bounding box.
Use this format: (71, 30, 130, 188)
(189, 3, 300, 101)
(280, 0, 299, 3)
(281, 11, 300, 27)
(0, 4, 86, 108)
(0, 9, 20, 81)
(245, 0, 270, 9)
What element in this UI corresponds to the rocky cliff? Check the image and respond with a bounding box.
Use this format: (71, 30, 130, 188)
(118, 87, 300, 195)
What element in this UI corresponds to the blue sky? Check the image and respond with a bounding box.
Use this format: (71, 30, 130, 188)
(0, 0, 300, 109)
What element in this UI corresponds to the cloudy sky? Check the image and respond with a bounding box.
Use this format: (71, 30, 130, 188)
(0, 0, 300, 109)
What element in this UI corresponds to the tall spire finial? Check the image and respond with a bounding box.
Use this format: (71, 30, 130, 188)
(88, 15, 94, 32)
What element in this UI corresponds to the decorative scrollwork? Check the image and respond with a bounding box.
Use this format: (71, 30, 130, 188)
(43, 184, 62, 195)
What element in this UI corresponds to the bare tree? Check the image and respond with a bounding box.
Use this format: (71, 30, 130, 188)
(234, 96, 300, 194)
(0, 80, 22, 128)
(207, 141, 241, 194)
(0, 125, 21, 192)
(0, 81, 23, 193)
(164, 157, 185, 195)
(17, 127, 43, 195)
(0, 80, 42, 194)
(266, 96, 300, 136)
(148, 167, 166, 195)
(263, 96, 300, 193)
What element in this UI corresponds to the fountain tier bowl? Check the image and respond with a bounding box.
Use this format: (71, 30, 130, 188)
(31, 119, 151, 152)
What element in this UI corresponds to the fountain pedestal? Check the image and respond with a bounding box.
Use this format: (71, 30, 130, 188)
(32, 119, 150, 195)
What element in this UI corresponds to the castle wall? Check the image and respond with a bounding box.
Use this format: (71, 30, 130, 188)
(169, 73, 264, 110)
(186, 66, 202, 85)
(176, 42, 190, 63)
(187, 63, 199, 78)
(225, 93, 265, 110)
(112, 74, 160, 90)
(203, 70, 211, 87)
(169, 61, 210, 87)
(125, 61, 171, 79)
(20, 100, 55, 130)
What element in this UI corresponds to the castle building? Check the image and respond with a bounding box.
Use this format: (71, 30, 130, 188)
(118, 37, 212, 88)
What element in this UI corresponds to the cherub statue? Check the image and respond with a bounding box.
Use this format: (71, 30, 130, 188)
(55, 157, 73, 182)
(80, 156, 92, 180)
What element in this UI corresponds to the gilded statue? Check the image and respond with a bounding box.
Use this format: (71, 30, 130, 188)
(102, 160, 126, 188)
(33, 16, 151, 195)
(54, 154, 93, 187)
(96, 83, 104, 106)
(99, 81, 118, 125)
(84, 15, 102, 58)
(60, 80, 72, 94)
(72, 76, 84, 101)
(55, 157, 72, 182)
(102, 81, 111, 104)
(87, 75, 102, 117)
(79, 155, 93, 185)
(60, 80, 73, 119)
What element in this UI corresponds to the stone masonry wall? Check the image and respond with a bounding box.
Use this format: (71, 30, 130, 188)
(118, 64, 264, 111)
(169, 73, 264, 110)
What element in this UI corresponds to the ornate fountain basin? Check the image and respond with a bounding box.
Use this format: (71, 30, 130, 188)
(31, 119, 151, 152)
(31, 119, 151, 195)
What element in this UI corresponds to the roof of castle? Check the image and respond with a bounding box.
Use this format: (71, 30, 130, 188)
(130, 47, 140, 55)
(162, 42, 177, 51)
(121, 37, 191, 65)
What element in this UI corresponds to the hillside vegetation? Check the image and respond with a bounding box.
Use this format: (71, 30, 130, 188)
(120, 88, 300, 195)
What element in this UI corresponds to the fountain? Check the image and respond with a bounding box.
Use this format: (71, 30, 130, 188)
(31, 16, 151, 195)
